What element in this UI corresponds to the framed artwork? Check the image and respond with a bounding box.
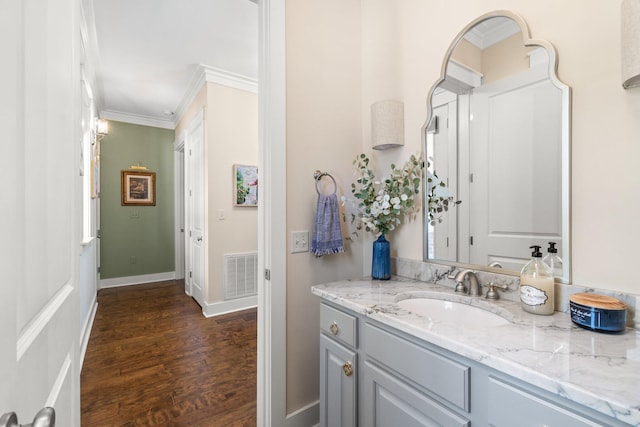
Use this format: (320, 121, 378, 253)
(234, 164, 258, 207)
(121, 170, 156, 206)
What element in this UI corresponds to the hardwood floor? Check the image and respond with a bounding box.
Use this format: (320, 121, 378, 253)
(81, 280, 257, 426)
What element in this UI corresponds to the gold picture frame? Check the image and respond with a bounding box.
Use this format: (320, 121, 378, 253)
(121, 170, 156, 206)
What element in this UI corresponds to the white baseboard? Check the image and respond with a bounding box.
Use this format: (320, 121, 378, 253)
(79, 298, 98, 371)
(202, 295, 258, 318)
(99, 271, 176, 289)
(286, 400, 319, 427)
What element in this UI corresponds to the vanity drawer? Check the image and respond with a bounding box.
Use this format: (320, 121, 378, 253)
(364, 323, 470, 412)
(320, 303, 357, 348)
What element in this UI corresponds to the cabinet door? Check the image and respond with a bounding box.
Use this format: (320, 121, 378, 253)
(363, 362, 470, 427)
(320, 334, 357, 427)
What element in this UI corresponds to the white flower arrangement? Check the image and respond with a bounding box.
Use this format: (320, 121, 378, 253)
(342, 153, 423, 236)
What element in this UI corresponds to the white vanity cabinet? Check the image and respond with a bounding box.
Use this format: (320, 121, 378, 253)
(319, 301, 631, 427)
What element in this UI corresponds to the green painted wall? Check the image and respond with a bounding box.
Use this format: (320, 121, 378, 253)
(100, 121, 175, 279)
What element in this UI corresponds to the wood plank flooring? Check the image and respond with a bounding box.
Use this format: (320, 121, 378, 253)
(81, 280, 257, 426)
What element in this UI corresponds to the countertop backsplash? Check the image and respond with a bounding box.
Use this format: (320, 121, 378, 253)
(393, 257, 639, 330)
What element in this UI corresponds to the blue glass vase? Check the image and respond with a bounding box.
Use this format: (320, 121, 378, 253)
(372, 234, 391, 280)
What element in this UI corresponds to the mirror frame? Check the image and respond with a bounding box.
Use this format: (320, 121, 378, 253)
(422, 10, 572, 283)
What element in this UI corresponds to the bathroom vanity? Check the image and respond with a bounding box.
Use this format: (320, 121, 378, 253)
(313, 278, 640, 427)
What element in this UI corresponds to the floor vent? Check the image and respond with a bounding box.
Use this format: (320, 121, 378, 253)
(224, 252, 258, 300)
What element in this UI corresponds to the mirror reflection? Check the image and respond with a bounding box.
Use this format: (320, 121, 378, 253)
(423, 13, 571, 282)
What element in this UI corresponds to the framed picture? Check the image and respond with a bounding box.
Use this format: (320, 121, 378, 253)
(122, 170, 156, 206)
(234, 164, 258, 207)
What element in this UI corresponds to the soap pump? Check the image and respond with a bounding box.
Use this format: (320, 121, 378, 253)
(520, 245, 555, 315)
(542, 242, 563, 278)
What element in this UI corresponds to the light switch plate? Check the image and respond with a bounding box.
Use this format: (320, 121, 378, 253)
(291, 230, 309, 253)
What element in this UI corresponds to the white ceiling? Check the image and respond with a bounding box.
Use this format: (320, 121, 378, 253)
(92, 0, 258, 129)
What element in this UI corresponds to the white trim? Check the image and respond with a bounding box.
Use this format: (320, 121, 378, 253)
(202, 295, 258, 318)
(99, 271, 176, 289)
(257, 0, 287, 425)
(45, 353, 72, 407)
(286, 400, 319, 427)
(79, 298, 98, 371)
(202, 64, 258, 93)
(100, 109, 175, 129)
(174, 65, 258, 125)
(17, 283, 74, 360)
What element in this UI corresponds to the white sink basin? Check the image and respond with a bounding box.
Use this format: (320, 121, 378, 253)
(396, 298, 510, 327)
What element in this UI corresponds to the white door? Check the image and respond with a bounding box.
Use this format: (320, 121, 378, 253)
(186, 111, 206, 308)
(0, 0, 81, 425)
(469, 66, 563, 271)
(427, 92, 458, 261)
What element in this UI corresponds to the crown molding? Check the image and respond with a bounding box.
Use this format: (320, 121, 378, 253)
(174, 64, 258, 124)
(100, 110, 175, 129)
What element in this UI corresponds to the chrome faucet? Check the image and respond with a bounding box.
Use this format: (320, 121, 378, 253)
(447, 270, 481, 296)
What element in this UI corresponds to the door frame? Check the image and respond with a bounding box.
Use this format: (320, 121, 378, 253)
(257, 0, 287, 425)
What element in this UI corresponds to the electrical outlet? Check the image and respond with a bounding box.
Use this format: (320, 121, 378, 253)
(291, 230, 309, 253)
(130, 256, 137, 264)
(218, 209, 225, 220)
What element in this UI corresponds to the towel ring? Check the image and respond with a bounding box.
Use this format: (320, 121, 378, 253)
(313, 170, 337, 195)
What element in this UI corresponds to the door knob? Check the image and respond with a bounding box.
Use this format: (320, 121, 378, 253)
(0, 407, 55, 427)
(196, 237, 203, 242)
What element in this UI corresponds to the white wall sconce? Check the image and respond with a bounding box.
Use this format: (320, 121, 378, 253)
(371, 100, 404, 150)
(97, 118, 109, 136)
(622, 0, 640, 88)
(94, 118, 109, 144)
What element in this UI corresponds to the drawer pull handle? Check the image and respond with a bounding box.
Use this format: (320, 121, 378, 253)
(329, 321, 339, 335)
(342, 362, 353, 377)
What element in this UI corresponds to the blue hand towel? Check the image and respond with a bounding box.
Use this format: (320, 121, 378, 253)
(311, 193, 345, 257)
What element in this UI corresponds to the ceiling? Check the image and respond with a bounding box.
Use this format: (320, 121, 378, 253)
(92, 0, 258, 129)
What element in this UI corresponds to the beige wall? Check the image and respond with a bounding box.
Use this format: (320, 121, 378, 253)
(284, 0, 640, 417)
(451, 38, 482, 72)
(175, 82, 258, 304)
(285, 0, 364, 413)
(482, 32, 532, 84)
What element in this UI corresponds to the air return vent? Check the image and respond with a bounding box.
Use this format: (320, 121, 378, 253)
(224, 252, 258, 300)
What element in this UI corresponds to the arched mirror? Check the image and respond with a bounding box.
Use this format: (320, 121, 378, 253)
(422, 11, 571, 282)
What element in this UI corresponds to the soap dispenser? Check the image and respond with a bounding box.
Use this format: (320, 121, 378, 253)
(542, 241, 563, 278)
(520, 245, 555, 315)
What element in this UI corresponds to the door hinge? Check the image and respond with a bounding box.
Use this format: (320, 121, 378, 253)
(189, 230, 192, 237)
(470, 236, 474, 245)
(97, 229, 101, 239)
(264, 268, 271, 281)
(469, 173, 474, 183)
(189, 271, 192, 278)
(446, 237, 449, 248)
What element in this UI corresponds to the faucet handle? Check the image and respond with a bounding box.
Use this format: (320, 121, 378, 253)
(484, 282, 509, 300)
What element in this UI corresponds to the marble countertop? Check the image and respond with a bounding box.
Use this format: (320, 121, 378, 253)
(311, 277, 640, 425)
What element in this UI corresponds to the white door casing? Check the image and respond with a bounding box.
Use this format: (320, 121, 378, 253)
(257, 0, 287, 425)
(1, 0, 82, 425)
(186, 110, 206, 308)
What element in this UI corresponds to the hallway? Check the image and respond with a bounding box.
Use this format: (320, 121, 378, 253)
(81, 280, 257, 426)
